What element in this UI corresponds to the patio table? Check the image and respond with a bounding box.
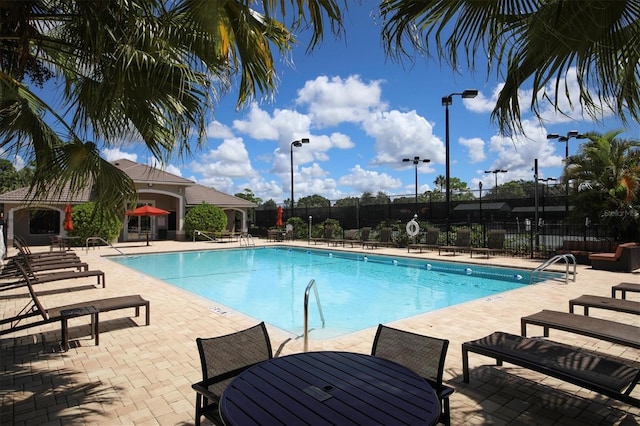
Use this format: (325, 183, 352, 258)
(219, 351, 440, 425)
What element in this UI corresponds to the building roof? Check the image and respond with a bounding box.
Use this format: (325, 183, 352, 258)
(453, 202, 511, 212)
(112, 158, 194, 186)
(185, 185, 256, 208)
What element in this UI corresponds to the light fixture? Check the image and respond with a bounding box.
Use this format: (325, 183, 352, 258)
(484, 169, 508, 196)
(402, 156, 431, 211)
(290, 138, 310, 218)
(546, 131, 586, 213)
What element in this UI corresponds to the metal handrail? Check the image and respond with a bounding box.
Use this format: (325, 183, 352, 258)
(239, 233, 255, 248)
(530, 253, 576, 285)
(193, 230, 216, 242)
(303, 279, 325, 352)
(85, 237, 128, 257)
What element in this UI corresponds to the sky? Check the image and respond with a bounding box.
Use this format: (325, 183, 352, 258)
(21, 3, 640, 204)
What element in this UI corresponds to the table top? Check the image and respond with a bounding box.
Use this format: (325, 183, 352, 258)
(220, 351, 440, 425)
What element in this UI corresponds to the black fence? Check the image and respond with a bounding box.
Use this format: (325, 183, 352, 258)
(252, 196, 637, 259)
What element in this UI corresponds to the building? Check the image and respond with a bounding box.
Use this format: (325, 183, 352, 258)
(0, 159, 256, 246)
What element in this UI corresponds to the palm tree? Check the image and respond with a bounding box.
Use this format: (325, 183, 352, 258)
(565, 130, 640, 236)
(434, 175, 446, 192)
(0, 0, 344, 212)
(379, 1, 640, 136)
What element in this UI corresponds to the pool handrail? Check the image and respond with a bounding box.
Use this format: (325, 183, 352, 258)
(85, 237, 128, 257)
(530, 253, 576, 285)
(303, 279, 325, 352)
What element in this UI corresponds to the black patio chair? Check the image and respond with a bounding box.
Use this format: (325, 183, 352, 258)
(371, 324, 454, 426)
(192, 322, 273, 426)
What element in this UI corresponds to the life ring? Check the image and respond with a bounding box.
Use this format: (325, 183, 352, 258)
(406, 219, 420, 237)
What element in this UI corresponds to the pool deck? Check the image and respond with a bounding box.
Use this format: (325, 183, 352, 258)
(1, 239, 639, 425)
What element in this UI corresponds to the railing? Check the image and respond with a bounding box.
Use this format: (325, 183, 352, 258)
(530, 253, 577, 285)
(239, 233, 255, 248)
(193, 230, 216, 242)
(85, 237, 128, 257)
(303, 279, 325, 352)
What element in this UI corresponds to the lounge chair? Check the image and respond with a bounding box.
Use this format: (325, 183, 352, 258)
(612, 282, 640, 299)
(438, 228, 471, 256)
(0, 257, 105, 291)
(470, 229, 508, 258)
(462, 331, 640, 407)
(364, 227, 394, 249)
(371, 324, 454, 426)
(358, 227, 372, 247)
(14, 237, 80, 261)
(569, 294, 640, 316)
(0, 262, 149, 337)
(589, 242, 640, 272)
(407, 227, 440, 253)
(311, 226, 334, 245)
(192, 322, 273, 426)
(520, 309, 640, 349)
(328, 229, 358, 247)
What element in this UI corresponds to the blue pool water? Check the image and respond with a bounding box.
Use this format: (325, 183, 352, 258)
(110, 247, 551, 338)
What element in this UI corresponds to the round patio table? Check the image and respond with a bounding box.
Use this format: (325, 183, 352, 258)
(220, 351, 440, 425)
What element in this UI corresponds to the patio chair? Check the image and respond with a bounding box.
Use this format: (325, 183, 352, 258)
(408, 227, 440, 253)
(0, 262, 149, 337)
(438, 228, 471, 256)
(364, 227, 394, 249)
(470, 229, 508, 258)
(359, 227, 372, 247)
(371, 324, 454, 426)
(569, 294, 640, 316)
(192, 322, 273, 426)
(0, 256, 105, 291)
(312, 226, 334, 245)
(329, 229, 358, 247)
(14, 237, 80, 261)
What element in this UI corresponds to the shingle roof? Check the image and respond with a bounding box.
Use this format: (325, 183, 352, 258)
(185, 184, 256, 208)
(112, 158, 194, 185)
(0, 186, 92, 203)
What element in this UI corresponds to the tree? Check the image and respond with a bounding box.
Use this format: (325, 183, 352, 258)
(379, 1, 640, 135)
(184, 203, 228, 239)
(68, 202, 122, 245)
(565, 130, 640, 236)
(0, 1, 344, 213)
(334, 196, 360, 206)
(449, 177, 473, 201)
(433, 175, 446, 193)
(261, 199, 277, 209)
(0, 159, 33, 193)
(298, 194, 331, 208)
(234, 188, 262, 205)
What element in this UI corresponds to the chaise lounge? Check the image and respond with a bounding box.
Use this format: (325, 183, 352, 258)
(470, 229, 508, 258)
(569, 294, 640, 316)
(462, 331, 640, 407)
(438, 228, 471, 256)
(407, 227, 440, 253)
(589, 242, 640, 272)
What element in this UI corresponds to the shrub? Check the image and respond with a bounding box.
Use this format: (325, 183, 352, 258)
(67, 202, 123, 246)
(184, 203, 227, 239)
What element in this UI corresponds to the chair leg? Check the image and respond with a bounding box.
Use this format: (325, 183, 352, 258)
(195, 394, 202, 426)
(441, 397, 450, 426)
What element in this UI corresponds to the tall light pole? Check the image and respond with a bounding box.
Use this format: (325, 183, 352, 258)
(546, 130, 586, 214)
(290, 138, 310, 219)
(442, 89, 478, 245)
(540, 177, 556, 219)
(403, 156, 430, 213)
(484, 169, 508, 196)
(479, 181, 485, 246)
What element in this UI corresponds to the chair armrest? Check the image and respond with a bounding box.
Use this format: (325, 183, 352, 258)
(191, 381, 221, 403)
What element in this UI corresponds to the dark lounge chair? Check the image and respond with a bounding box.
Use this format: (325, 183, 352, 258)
(311, 226, 334, 245)
(407, 227, 440, 253)
(470, 229, 508, 258)
(462, 331, 640, 407)
(371, 324, 454, 426)
(328, 229, 358, 247)
(0, 262, 149, 337)
(358, 227, 372, 247)
(589, 242, 640, 272)
(363, 227, 394, 249)
(520, 309, 640, 349)
(438, 228, 471, 256)
(192, 322, 273, 426)
(612, 282, 640, 299)
(569, 294, 640, 316)
(0, 257, 106, 290)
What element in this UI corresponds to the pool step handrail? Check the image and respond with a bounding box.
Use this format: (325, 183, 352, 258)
(530, 253, 576, 285)
(84, 236, 129, 257)
(193, 230, 216, 242)
(303, 279, 325, 352)
(239, 233, 255, 248)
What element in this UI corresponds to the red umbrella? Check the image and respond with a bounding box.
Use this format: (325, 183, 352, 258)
(276, 206, 283, 227)
(126, 205, 170, 245)
(63, 204, 73, 231)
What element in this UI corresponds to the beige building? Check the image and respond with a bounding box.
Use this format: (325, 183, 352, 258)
(0, 159, 256, 246)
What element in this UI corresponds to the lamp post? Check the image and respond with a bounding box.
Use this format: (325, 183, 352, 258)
(484, 169, 508, 196)
(546, 130, 586, 214)
(540, 177, 556, 219)
(479, 181, 485, 246)
(290, 138, 310, 219)
(442, 89, 478, 245)
(403, 156, 431, 213)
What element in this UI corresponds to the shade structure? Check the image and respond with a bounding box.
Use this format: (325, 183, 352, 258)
(126, 205, 170, 245)
(276, 206, 283, 227)
(63, 204, 73, 231)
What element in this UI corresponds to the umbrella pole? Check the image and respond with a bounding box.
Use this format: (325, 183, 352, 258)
(146, 229, 150, 246)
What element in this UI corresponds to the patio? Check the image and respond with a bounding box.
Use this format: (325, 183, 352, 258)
(1, 239, 638, 425)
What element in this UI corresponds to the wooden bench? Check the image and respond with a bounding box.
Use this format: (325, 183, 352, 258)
(612, 282, 640, 299)
(462, 331, 640, 407)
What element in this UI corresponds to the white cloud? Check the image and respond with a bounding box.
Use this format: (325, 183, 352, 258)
(338, 164, 402, 194)
(459, 137, 486, 163)
(191, 137, 256, 179)
(102, 148, 137, 162)
(206, 120, 235, 139)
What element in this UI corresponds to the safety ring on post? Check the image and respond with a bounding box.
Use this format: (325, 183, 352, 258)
(406, 219, 420, 237)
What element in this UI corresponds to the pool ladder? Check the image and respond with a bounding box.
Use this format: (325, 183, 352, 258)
(303, 279, 325, 352)
(530, 253, 577, 285)
(239, 233, 255, 248)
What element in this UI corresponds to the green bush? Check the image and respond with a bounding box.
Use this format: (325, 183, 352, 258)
(184, 203, 228, 239)
(67, 202, 123, 246)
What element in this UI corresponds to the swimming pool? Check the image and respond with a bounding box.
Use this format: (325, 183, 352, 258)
(110, 247, 552, 338)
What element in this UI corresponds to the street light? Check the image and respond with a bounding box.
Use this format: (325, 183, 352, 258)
(539, 177, 556, 218)
(484, 169, 508, 196)
(403, 156, 431, 212)
(290, 138, 310, 219)
(442, 89, 478, 245)
(479, 181, 485, 246)
(546, 130, 586, 214)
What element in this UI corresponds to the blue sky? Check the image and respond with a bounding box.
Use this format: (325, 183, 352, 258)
(21, 4, 640, 204)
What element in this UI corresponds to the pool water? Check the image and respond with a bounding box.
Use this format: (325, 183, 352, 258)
(110, 247, 550, 338)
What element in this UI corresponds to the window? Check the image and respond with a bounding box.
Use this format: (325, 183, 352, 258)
(29, 209, 60, 235)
